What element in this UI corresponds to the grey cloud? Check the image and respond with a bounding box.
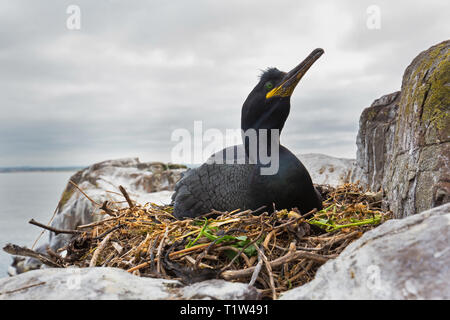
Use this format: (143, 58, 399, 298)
(0, 0, 448, 166)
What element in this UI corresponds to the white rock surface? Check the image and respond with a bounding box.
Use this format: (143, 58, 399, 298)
(0, 267, 260, 300)
(139, 190, 174, 205)
(297, 153, 355, 187)
(0, 267, 179, 300)
(280, 203, 450, 300)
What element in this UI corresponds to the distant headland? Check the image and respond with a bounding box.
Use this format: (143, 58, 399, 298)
(0, 166, 84, 173)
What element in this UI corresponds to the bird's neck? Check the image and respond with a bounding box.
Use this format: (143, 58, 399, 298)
(241, 127, 282, 164)
(240, 101, 290, 164)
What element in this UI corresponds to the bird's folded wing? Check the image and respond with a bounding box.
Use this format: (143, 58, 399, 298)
(171, 146, 254, 218)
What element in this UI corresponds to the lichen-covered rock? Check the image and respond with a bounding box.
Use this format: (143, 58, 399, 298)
(279, 203, 450, 300)
(384, 40, 449, 218)
(353, 41, 449, 218)
(352, 92, 400, 192)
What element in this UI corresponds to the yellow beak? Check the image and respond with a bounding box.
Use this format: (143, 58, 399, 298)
(266, 48, 324, 99)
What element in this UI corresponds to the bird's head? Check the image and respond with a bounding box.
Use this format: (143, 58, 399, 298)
(241, 48, 324, 133)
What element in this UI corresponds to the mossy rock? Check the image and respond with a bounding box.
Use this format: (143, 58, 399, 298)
(399, 40, 450, 146)
(384, 40, 450, 218)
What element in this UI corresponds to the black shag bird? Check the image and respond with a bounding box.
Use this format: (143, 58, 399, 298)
(172, 48, 324, 218)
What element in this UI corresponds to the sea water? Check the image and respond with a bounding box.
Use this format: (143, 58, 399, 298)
(0, 171, 75, 278)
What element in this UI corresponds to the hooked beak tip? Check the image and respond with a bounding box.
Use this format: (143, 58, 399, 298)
(266, 48, 324, 99)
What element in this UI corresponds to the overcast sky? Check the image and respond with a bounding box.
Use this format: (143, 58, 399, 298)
(0, 0, 449, 167)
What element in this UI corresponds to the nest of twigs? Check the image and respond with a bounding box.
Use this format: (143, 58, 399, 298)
(5, 183, 392, 299)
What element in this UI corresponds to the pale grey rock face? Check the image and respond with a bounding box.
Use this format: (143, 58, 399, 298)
(0, 267, 179, 300)
(351, 91, 400, 192)
(297, 153, 355, 187)
(0, 267, 260, 300)
(279, 203, 450, 300)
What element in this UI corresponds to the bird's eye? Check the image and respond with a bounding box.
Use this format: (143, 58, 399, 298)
(265, 81, 273, 90)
